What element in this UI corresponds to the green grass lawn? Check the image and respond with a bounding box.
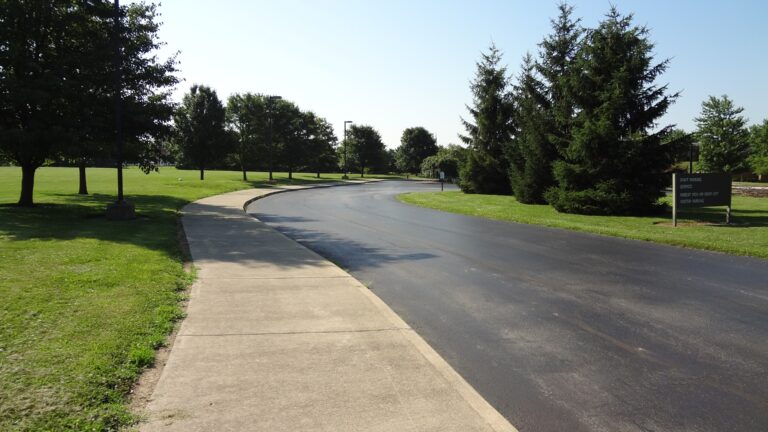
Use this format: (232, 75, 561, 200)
(0, 166, 394, 431)
(398, 191, 768, 259)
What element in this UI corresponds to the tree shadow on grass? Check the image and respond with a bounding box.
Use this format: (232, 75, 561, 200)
(664, 205, 768, 228)
(0, 193, 193, 258)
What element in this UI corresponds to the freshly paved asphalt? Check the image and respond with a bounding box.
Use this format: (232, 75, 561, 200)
(249, 181, 768, 432)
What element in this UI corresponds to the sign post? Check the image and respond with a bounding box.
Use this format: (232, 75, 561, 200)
(672, 173, 732, 227)
(439, 171, 445, 191)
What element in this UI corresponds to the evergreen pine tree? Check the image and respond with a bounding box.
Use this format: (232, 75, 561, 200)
(545, 7, 678, 215)
(536, 2, 583, 157)
(508, 54, 552, 203)
(459, 44, 514, 195)
(509, 2, 582, 204)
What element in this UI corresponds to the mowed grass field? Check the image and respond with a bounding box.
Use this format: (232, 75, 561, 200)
(398, 191, 768, 259)
(0, 166, 381, 431)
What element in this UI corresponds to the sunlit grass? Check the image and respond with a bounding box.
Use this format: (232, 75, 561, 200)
(0, 166, 396, 431)
(398, 191, 768, 259)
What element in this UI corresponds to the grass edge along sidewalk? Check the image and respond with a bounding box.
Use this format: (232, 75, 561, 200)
(0, 166, 399, 431)
(397, 191, 768, 260)
(137, 184, 516, 432)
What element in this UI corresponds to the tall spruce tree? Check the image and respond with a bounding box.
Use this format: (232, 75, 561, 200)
(459, 44, 514, 195)
(695, 95, 750, 173)
(537, 2, 583, 156)
(545, 7, 677, 215)
(508, 54, 552, 203)
(508, 3, 582, 204)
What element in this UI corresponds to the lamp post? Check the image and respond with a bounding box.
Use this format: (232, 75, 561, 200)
(106, 0, 135, 220)
(689, 140, 694, 174)
(266, 95, 282, 182)
(343, 120, 353, 179)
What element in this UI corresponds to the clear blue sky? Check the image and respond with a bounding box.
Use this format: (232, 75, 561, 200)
(143, 0, 768, 149)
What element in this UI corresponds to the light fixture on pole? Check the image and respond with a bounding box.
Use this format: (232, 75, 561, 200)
(266, 95, 282, 182)
(343, 120, 353, 179)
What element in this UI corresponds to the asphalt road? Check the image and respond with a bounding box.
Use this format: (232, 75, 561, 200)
(249, 181, 768, 432)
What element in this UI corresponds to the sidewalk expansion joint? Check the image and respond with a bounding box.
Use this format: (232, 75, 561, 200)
(178, 328, 413, 337)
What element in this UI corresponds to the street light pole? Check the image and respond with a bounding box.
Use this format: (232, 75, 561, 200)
(266, 95, 282, 182)
(343, 120, 352, 179)
(106, 0, 135, 220)
(689, 140, 694, 174)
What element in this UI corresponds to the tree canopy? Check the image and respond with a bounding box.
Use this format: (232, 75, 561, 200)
(748, 119, 768, 177)
(695, 95, 750, 173)
(545, 7, 677, 215)
(395, 127, 438, 174)
(0, 1, 177, 205)
(507, 53, 551, 203)
(420, 145, 468, 180)
(173, 84, 227, 180)
(226, 93, 268, 181)
(506, 2, 583, 204)
(347, 124, 386, 177)
(222, 94, 338, 179)
(459, 44, 515, 194)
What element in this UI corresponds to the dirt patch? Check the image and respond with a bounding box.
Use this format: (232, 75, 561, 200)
(734, 187, 768, 198)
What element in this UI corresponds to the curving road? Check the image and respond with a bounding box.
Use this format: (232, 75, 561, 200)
(248, 181, 768, 432)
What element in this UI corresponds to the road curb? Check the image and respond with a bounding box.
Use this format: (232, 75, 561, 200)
(245, 180, 518, 432)
(153, 179, 518, 431)
(240, 179, 379, 212)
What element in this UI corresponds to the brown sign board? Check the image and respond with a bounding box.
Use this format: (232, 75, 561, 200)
(674, 173, 731, 208)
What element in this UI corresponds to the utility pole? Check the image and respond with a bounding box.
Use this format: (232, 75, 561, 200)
(106, 0, 135, 220)
(266, 95, 282, 182)
(343, 120, 353, 179)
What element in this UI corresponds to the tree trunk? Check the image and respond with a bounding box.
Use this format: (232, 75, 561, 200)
(242, 165, 247, 181)
(288, 167, 292, 180)
(317, 167, 320, 179)
(18, 164, 37, 207)
(200, 167, 204, 181)
(78, 161, 88, 195)
(360, 163, 365, 178)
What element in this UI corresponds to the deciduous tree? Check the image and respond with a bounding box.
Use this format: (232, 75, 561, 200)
(0, 1, 89, 206)
(695, 95, 750, 173)
(348, 125, 385, 177)
(420, 145, 468, 180)
(748, 119, 768, 179)
(395, 127, 438, 174)
(174, 85, 227, 180)
(226, 93, 267, 181)
(303, 112, 338, 178)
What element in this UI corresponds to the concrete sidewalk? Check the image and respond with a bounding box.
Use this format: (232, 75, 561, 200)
(139, 182, 517, 432)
